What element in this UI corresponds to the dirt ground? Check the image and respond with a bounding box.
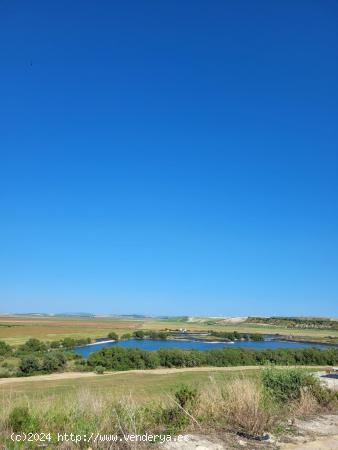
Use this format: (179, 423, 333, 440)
(163, 415, 338, 449)
(279, 414, 338, 449)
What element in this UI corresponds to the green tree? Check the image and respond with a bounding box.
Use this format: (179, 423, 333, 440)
(133, 330, 145, 339)
(107, 332, 119, 341)
(19, 338, 47, 353)
(121, 333, 131, 340)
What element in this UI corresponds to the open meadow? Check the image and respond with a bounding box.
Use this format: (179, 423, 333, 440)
(0, 367, 260, 403)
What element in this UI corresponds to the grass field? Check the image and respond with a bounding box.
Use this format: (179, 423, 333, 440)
(0, 365, 322, 407)
(1, 365, 334, 450)
(0, 368, 261, 404)
(1, 315, 338, 345)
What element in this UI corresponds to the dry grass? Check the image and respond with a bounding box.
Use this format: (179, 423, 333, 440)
(0, 375, 279, 448)
(197, 376, 277, 436)
(0, 316, 144, 345)
(223, 378, 276, 436)
(291, 390, 321, 418)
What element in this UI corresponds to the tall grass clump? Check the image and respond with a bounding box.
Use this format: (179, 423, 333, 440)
(220, 378, 276, 436)
(194, 375, 278, 437)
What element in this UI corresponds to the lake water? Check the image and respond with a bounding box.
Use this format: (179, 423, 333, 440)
(75, 338, 334, 358)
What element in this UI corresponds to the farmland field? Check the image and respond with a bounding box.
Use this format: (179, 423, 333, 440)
(1, 315, 338, 345)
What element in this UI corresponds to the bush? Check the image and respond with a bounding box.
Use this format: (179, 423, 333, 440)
(0, 341, 12, 356)
(162, 385, 199, 433)
(302, 376, 338, 407)
(95, 365, 105, 374)
(42, 352, 66, 373)
(88, 346, 160, 371)
(174, 384, 199, 410)
(19, 356, 40, 375)
(74, 359, 90, 372)
(8, 406, 38, 432)
(262, 368, 313, 403)
(148, 331, 168, 340)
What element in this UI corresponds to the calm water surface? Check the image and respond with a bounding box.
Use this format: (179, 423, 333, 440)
(75, 338, 334, 358)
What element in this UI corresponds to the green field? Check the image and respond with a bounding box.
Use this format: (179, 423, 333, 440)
(1, 315, 338, 345)
(0, 368, 259, 403)
(0, 365, 321, 410)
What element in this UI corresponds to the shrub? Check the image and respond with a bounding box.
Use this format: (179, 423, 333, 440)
(174, 384, 199, 410)
(19, 356, 40, 375)
(95, 365, 105, 374)
(8, 406, 38, 432)
(251, 334, 264, 341)
(88, 346, 160, 371)
(262, 368, 313, 403)
(42, 352, 66, 373)
(148, 331, 168, 340)
(0, 341, 12, 356)
(303, 376, 338, 407)
(74, 359, 90, 372)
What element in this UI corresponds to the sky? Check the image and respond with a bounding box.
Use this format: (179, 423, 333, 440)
(0, 0, 337, 316)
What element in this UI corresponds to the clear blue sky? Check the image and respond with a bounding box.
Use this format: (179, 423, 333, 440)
(1, 0, 337, 316)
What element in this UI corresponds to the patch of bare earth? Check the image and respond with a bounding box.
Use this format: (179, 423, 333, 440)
(279, 414, 338, 450)
(163, 433, 274, 449)
(163, 415, 338, 449)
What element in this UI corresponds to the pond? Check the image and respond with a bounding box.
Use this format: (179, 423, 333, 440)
(75, 338, 334, 358)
